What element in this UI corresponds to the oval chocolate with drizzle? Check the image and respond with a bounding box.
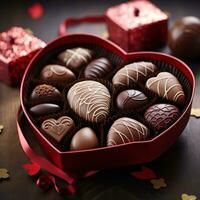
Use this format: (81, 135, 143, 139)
(112, 61, 158, 86)
(116, 89, 148, 110)
(107, 117, 150, 146)
(67, 80, 111, 123)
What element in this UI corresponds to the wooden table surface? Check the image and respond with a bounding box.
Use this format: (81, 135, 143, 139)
(0, 0, 200, 199)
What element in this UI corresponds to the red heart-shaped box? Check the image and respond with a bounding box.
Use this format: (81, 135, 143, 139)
(19, 34, 195, 173)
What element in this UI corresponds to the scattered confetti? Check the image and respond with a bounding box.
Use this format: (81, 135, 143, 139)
(181, 193, 197, 200)
(27, 3, 44, 20)
(22, 162, 41, 176)
(190, 108, 200, 118)
(150, 178, 167, 189)
(0, 168, 10, 180)
(0, 125, 4, 134)
(131, 166, 157, 180)
(101, 31, 109, 39)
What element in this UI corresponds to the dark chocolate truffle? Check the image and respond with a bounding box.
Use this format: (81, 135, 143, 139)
(168, 16, 200, 59)
(41, 116, 75, 143)
(112, 61, 158, 86)
(40, 64, 76, 84)
(116, 89, 148, 110)
(107, 117, 150, 146)
(144, 103, 180, 132)
(30, 84, 61, 103)
(57, 47, 93, 71)
(29, 103, 61, 116)
(146, 72, 185, 104)
(83, 57, 112, 79)
(67, 80, 111, 123)
(70, 127, 99, 151)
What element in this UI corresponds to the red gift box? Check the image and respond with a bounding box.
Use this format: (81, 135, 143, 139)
(105, 0, 168, 52)
(0, 27, 46, 86)
(18, 34, 195, 174)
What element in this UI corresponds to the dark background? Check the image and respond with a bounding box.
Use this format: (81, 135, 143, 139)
(0, 0, 200, 200)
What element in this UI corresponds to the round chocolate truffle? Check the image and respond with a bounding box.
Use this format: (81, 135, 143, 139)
(116, 89, 148, 110)
(146, 72, 185, 104)
(144, 103, 180, 132)
(30, 84, 61, 103)
(112, 61, 158, 86)
(67, 80, 111, 123)
(29, 103, 61, 116)
(83, 57, 112, 79)
(107, 117, 150, 146)
(40, 64, 76, 84)
(70, 127, 99, 151)
(168, 16, 200, 59)
(41, 116, 75, 143)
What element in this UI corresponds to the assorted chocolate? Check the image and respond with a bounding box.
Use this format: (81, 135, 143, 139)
(26, 46, 187, 152)
(112, 61, 158, 86)
(168, 16, 200, 59)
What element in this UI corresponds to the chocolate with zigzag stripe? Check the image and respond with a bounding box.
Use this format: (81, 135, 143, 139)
(144, 103, 180, 132)
(112, 61, 158, 86)
(146, 72, 185, 104)
(57, 47, 93, 71)
(107, 117, 150, 146)
(67, 80, 111, 123)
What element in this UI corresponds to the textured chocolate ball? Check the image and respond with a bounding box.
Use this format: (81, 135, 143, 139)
(168, 16, 200, 59)
(29, 103, 61, 116)
(70, 127, 99, 151)
(67, 80, 111, 123)
(41, 116, 75, 143)
(146, 72, 185, 104)
(112, 61, 158, 86)
(57, 47, 93, 71)
(30, 84, 61, 103)
(83, 57, 113, 79)
(107, 117, 150, 146)
(144, 103, 180, 132)
(40, 64, 76, 84)
(116, 89, 148, 110)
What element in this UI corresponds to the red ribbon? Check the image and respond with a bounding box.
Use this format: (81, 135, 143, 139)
(59, 15, 105, 36)
(16, 108, 74, 185)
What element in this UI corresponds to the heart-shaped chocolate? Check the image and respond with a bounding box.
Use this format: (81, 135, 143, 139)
(146, 72, 185, 104)
(41, 116, 75, 143)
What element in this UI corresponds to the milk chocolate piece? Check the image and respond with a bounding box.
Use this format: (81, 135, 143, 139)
(57, 47, 93, 71)
(146, 72, 185, 104)
(168, 16, 200, 59)
(144, 103, 180, 132)
(30, 84, 61, 103)
(70, 127, 99, 151)
(41, 116, 75, 143)
(29, 103, 61, 116)
(116, 89, 148, 110)
(107, 117, 150, 146)
(67, 80, 111, 123)
(83, 57, 112, 79)
(40, 64, 76, 84)
(112, 61, 158, 86)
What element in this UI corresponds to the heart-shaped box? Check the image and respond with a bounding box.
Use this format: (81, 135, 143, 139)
(20, 34, 195, 173)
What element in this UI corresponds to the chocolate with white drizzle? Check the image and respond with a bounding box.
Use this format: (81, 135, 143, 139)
(107, 117, 150, 146)
(57, 47, 93, 71)
(67, 80, 111, 123)
(112, 61, 158, 86)
(146, 72, 185, 104)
